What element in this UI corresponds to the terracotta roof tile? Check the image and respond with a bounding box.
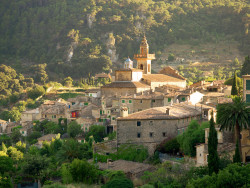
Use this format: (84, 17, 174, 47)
(118, 103, 203, 120)
(102, 81, 150, 88)
(143, 74, 185, 82)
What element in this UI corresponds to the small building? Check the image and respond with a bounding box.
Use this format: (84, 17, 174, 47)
(37, 134, 60, 147)
(116, 103, 210, 155)
(196, 127, 250, 165)
(0, 119, 8, 134)
(85, 89, 101, 98)
(243, 75, 250, 102)
(21, 108, 41, 125)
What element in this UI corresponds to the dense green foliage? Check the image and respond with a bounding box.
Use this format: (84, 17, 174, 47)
(94, 144, 148, 163)
(231, 71, 238, 95)
(67, 121, 82, 138)
(208, 115, 219, 175)
(177, 120, 209, 157)
(0, 64, 34, 100)
(241, 55, 250, 76)
(233, 140, 241, 163)
(157, 137, 180, 154)
(0, 0, 249, 79)
(187, 163, 250, 187)
(102, 178, 134, 188)
(27, 85, 46, 100)
(86, 125, 107, 142)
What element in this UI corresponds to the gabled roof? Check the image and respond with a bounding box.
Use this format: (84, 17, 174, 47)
(143, 74, 185, 82)
(159, 66, 186, 80)
(37, 134, 58, 141)
(118, 103, 203, 120)
(102, 81, 150, 88)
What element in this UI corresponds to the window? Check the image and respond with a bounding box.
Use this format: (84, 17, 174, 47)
(100, 110, 102, 115)
(22, 131, 24, 134)
(137, 121, 141, 126)
(129, 100, 132, 103)
(54, 115, 56, 118)
(152, 99, 155, 103)
(182, 97, 185, 101)
(72, 102, 75, 105)
(84, 102, 88, 106)
(149, 121, 153, 125)
(168, 98, 171, 102)
(162, 132, 166, 137)
(122, 100, 125, 103)
(182, 128, 185, 133)
(246, 80, 250, 90)
(178, 129, 180, 135)
(138, 109, 142, 112)
(140, 100, 143, 103)
(246, 94, 250, 103)
(45, 115, 47, 118)
(112, 117, 115, 120)
(137, 133, 141, 138)
(149, 132, 153, 137)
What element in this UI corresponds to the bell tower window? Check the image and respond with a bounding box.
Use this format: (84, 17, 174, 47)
(140, 64, 143, 70)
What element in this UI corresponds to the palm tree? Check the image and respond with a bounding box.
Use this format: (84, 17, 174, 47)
(216, 96, 250, 161)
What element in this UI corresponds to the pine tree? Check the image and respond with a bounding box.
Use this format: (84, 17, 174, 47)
(208, 114, 219, 175)
(233, 139, 241, 163)
(231, 71, 238, 95)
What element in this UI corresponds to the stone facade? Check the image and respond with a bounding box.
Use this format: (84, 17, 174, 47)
(243, 75, 250, 102)
(117, 103, 206, 155)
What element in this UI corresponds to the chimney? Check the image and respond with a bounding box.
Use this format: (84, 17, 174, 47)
(166, 108, 170, 115)
(121, 107, 128, 117)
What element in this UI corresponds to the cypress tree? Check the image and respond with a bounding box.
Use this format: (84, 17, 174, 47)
(208, 113, 219, 175)
(233, 139, 241, 163)
(231, 71, 238, 95)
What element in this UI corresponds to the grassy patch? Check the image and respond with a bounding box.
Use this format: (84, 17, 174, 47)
(57, 93, 83, 100)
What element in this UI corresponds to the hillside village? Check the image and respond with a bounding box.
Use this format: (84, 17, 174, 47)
(0, 37, 250, 187)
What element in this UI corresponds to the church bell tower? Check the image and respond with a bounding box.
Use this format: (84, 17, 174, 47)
(134, 35, 155, 74)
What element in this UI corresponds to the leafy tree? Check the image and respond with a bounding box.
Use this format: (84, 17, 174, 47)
(11, 129, 22, 143)
(241, 56, 250, 76)
(27, 85, 45, 100)
(70, 159, 99, 184)
(0, 156, 14, 174)
(208, 114, 219, 175)
(0, 175, 13, 188)
(26, 131, 42, 144)
(168, 53, 175, 61)
(102, 178, 134, 188)
(231, 71, 238, 95)
(217, 96, 250, 161)
(177, 121, 209, 157)
(7, 146, 23, 161)
(233, 57, 240, 66)
(233, 140, 241, 163)
(86, 125, 106, 142)
(63, 77, 73, 87)
(67, 121, 81, 138)
(21, 154, 50, 178)
(15, 141, 26, 153)
(32, 64, 48, 84)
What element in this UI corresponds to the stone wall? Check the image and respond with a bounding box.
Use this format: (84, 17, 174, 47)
(101, 87, 137, 97)
(116, 71, 132, 81)
(117, 115, 200, 155)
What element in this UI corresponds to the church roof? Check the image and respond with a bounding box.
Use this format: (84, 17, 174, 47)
(143, 74, 185, 82)
(102, 81, 150, 88)
(116, 68, 143, 72)
(125, 58, 133, 62)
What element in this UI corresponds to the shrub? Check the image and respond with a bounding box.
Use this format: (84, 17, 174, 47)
(27, 85, 45, 100)
(168, 53, 175, 61)
(102, 178, 134, 188)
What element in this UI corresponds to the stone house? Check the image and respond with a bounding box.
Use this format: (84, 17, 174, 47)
(243, 75, 250, 102)
(37, 134, 60, 147)
(76, 117, 95, 132)
(116, 103, 211, 155)
(196, 127, 250, 165)
(20, 108, 41, 125)
(85, 89, 101, 98)
(0, 119, 8, 134)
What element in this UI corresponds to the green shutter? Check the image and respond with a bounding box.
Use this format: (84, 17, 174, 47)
(100, 110, 102, 115)
(122, 100, 125, 103)
(246, 94, 250, 103)
(168, 98, 171, 102)
(84, 102, 88, 106)
(178, 129, 180, 135)
(182, 97, 185, 101)
(246, 80, 250, 90)
(129, 100, 132, 103)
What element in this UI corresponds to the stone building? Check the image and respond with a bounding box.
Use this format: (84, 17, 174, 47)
(116, 103, 211, 155)
(20, 108, 41, 125)
(243, 75, 250, 102)
(101, 36, 186, 97)
(196, 127, 250, 165)
(0, 119, 8, 134)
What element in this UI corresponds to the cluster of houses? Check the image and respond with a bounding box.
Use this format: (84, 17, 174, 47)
(0, 36, 250, 165)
